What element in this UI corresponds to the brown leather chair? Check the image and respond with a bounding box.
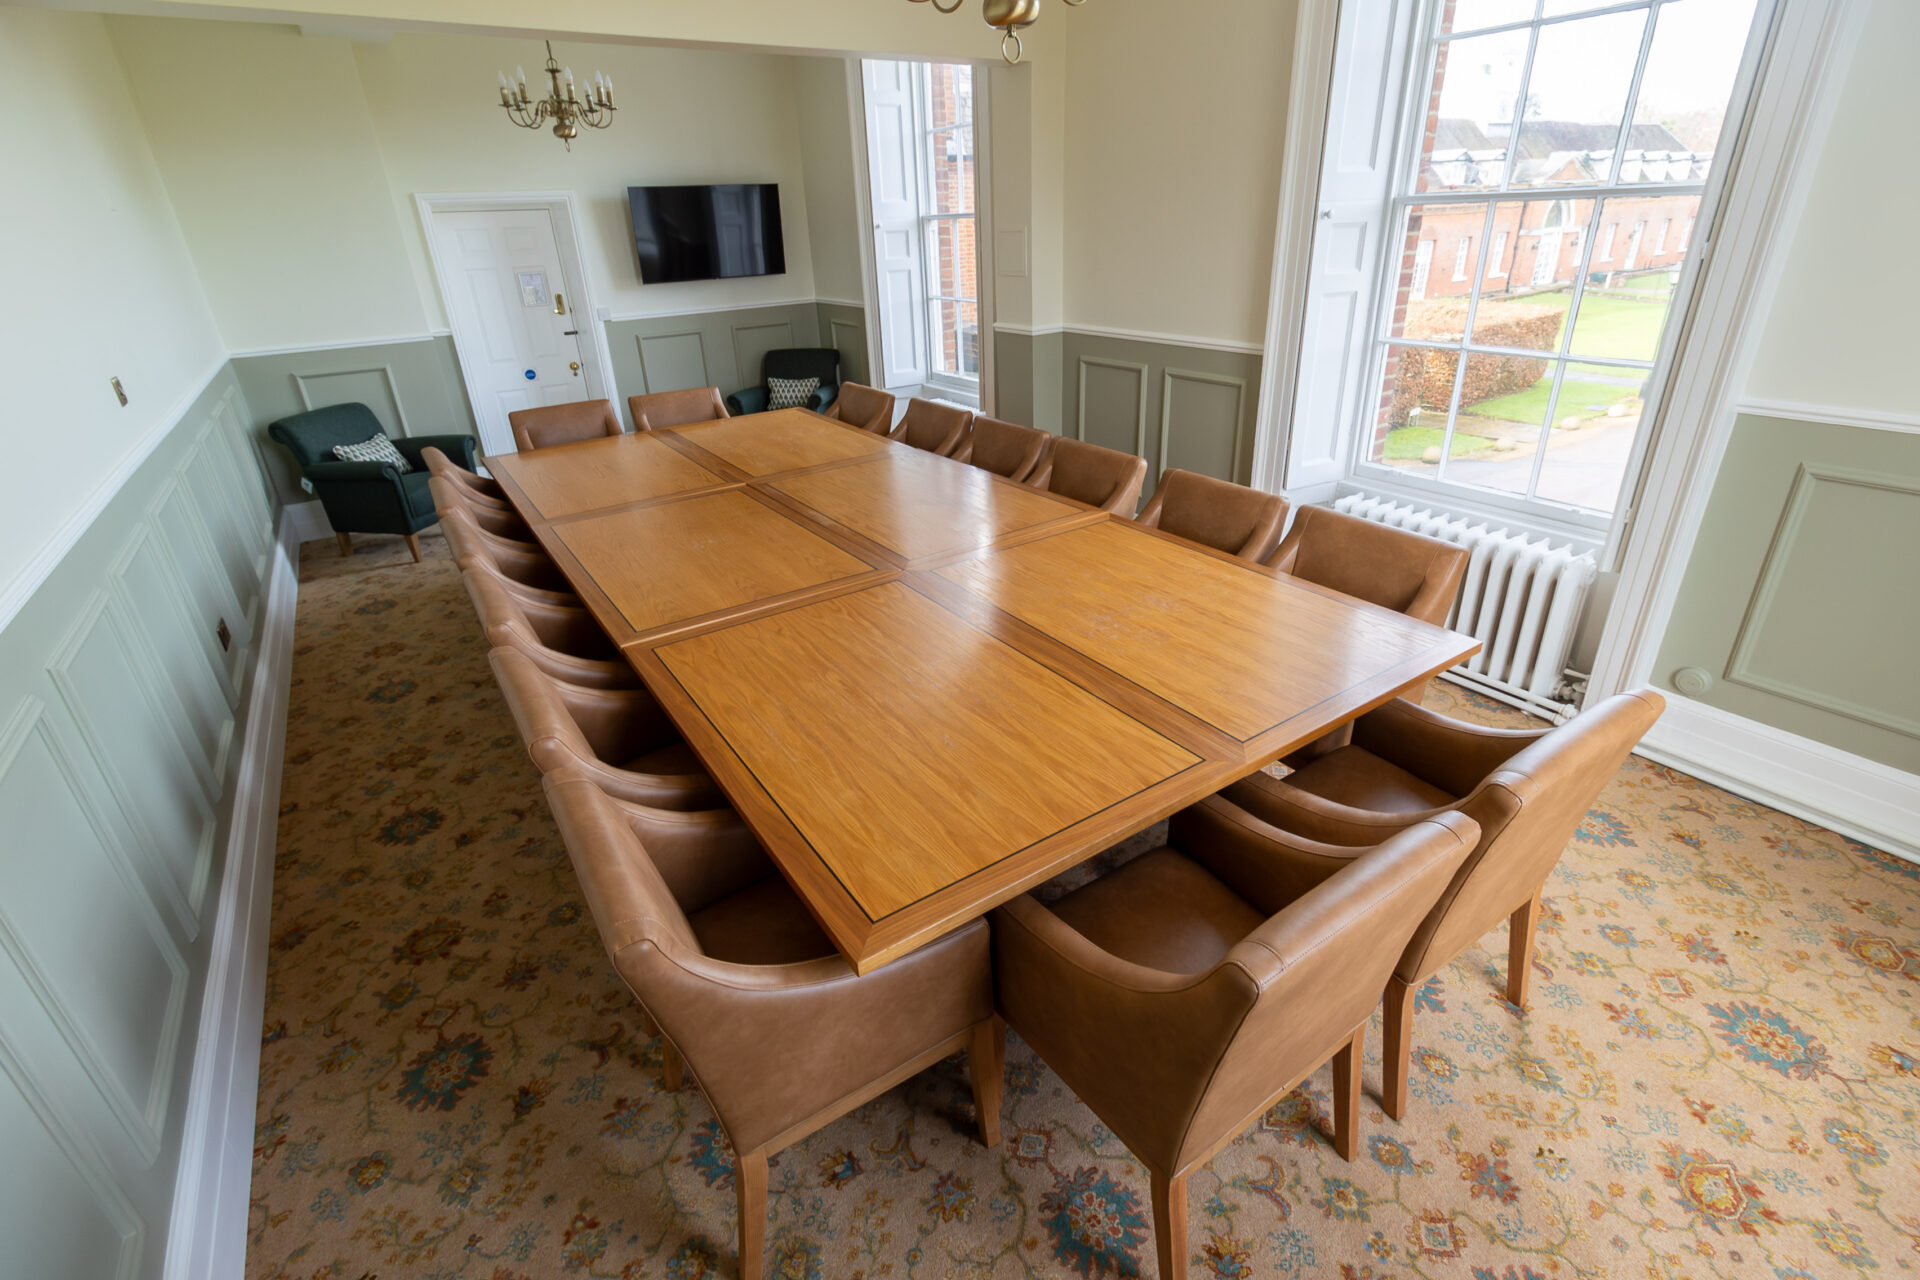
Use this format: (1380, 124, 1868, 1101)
(825, 381, 896, 434)
(629, 386, 728, 431)
(1136, 470, 1289, 561)
(542, 766, 1002, 1280)
(1221, 689, 1665, 1121)
(439, 505, 573, 603)
(420, 445, 511, 510)
(489, 647, 720, 810)
(994, 797, 1477, 1280)
(427, 473, 530, 540)
(954, 415, 1051, 483)
(888, 397, 973, 455)
(1264, 506, 1469, 627)
(1028, 437, 1149, 515)
(508, 399, 623, 452)
(458, 560, 636, 690)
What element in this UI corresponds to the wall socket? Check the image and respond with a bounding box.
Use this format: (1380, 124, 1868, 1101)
(216, 618, 231, 652)
(110, 377, 128, 406)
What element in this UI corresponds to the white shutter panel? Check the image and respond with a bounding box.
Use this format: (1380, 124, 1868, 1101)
(862, 60, 929, 393)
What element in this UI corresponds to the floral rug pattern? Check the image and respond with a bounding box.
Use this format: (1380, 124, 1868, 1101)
(250, 530, 1920, 1280)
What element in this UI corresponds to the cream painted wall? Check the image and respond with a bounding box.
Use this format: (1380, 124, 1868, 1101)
(0, 8, 225, 598)
(1743, 0, 1919, 414)
(1060, 0, 1296, 345)
(109, 19, 430, 352)
(791, 56, 865, 305)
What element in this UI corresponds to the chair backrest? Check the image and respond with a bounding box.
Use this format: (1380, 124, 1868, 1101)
(427, 475, 527, 538)
(267, 402, 388, 469)
(962, 416, 1051, 482)
(1265, 506, 1469, 626)
(439, 505, 569, 595)
(489, 646, 698, 807)
(891, 398, 973, 455)
(508, 400, 623, 452)
(419, 445, 510, 508)
(630, 387, 728, 431)
(1136, 470, 1290, 561)
(829, 382, 896, 433)
(1041, 438, 1149, 514)
(458, 560, 633, 689)
(762, 347, 841, 391)
(1394, 689, 1665, 984)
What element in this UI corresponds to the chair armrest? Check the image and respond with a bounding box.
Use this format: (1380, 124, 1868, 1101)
(1172, 794, 1371, 916)
(1220, 770, 1445, 846)
(303, 458, 404, 486)
(808, 385, 836, 413)
(1351, 697, 1546, 796)
(395, 434, 477, 471)
(611, 797, 773, 914)
(727, 386, 769, 417)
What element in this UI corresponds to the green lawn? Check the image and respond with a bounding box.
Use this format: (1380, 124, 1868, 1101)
(1381, 424, 1494, 461)
(1468, 376, 1638, 425)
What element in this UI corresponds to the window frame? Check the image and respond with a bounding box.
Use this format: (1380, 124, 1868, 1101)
(914, 61, 981, 397)
(1343, 0, 1757, 535)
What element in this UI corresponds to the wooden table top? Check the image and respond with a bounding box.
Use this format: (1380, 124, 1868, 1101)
(487, 409, 1480, 973)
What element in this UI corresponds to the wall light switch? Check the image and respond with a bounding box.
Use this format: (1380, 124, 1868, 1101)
(111, 377, 128, 406)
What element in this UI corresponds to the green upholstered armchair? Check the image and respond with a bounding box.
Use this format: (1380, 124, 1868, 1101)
(724, 347, 841, 417)
(268, 402, 477, 562)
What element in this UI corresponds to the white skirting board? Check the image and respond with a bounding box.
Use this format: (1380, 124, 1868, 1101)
(1635, 693, 1920, 864)
(162, 509, 301, 1280)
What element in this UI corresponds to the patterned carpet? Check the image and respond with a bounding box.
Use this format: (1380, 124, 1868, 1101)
(249, 529, 1920, 1280)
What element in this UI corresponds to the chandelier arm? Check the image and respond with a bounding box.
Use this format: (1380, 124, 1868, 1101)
(930, 0, 964, 12)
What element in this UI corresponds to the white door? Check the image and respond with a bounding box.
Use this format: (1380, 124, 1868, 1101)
(1410, 239, 1433, 301)
(433, 207, 590, 456)
(863, 60, 929, 394)
(1531, 229, 1561, 286)
(1623, 221, 1645, 271)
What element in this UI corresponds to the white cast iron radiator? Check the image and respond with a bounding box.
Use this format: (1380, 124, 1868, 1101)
(1332, 494, 1598, 719)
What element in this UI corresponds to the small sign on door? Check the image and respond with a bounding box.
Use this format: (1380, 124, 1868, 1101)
(517, 270, 550, 308)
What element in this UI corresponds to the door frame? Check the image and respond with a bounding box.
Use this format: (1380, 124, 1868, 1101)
(847, 57, 997, 415)
(415, 191, 618, 452)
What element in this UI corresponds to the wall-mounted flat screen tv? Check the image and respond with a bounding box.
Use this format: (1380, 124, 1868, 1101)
(628, 184, 786, 284)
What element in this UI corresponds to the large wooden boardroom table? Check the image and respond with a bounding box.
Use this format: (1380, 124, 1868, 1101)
(487, 408, 1480, 974)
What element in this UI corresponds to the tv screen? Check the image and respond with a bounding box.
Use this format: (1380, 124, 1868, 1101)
(628, 184, 786, 284)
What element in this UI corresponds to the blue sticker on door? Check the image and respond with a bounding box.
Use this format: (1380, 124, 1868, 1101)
(524, 369, 536, 380)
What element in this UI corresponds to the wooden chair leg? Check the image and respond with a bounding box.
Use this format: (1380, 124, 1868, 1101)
(735, 1147, 768, 1280)
(968, 1016, 1005, 1148)
(1508, 891, 1541, 1008)
(661, 1041, 684, 1092)
(1150, 1169, 1188, 1280)
(1332, 1026, 1362, 1161)
(335, 532, 352, 557)
(404, 533, 423, 563)
(1382, 975, 1415, 1122)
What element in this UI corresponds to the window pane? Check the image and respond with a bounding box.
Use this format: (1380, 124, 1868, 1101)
(1443, 361, 1554, 496)
(1368, 344, 1466, 476)
(1470, 198, 1594, 349)
(1507, 9, 1648, 188)
(928, 217, 977, 304)
(1446, 0, 1538, 35)
(927, 62, 972, 131)
(1621, 0, 1759, 184)
(1418, 28, 1530, 192)
(931, 299, 981, 377)
(1532, 370, 1645, 511)
(931, 126, 975, 214)
(1567, 197, 1687, 361)
(1389, 202, 1489, 335)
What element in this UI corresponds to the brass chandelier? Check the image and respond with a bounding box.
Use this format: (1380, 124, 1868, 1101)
(496, 41, 615, 150)
(909, 0, 1085, 64)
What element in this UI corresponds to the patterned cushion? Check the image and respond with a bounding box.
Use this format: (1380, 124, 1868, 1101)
(766, 376, 821, 411)
(332, 432, 413, 473)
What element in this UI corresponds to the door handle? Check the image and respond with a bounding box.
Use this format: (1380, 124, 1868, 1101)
(553, 291, 566, 316)
(569, 362, 581, 376)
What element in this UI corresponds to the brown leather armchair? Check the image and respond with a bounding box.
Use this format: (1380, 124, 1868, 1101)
(1028, 437, 1150, 515)
(542, 767, 1003, 1280)
(1264, 506, 1469, 626)
(889, 397, 973, 455)
(629, 386, 728, 431)
(954, 415, 1051, 482)
(1136, 470, 1289, 561)
(1221, 689, 1665, 1119)
(458, 560, 637, 690)
(427, 474, 531, 540)
(825, 381, 896, 433)
(420, 445, 511, 510)
(508, 400, 623, 452)
(490, 647, 720, 810)
(439, 506, 574, 602)
(994, 797, 1478, 1280)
